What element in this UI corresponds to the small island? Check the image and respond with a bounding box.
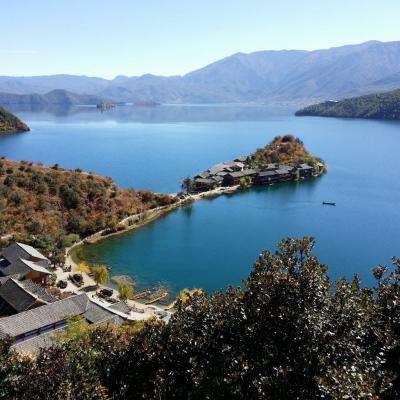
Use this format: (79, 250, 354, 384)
(295, 89, 400, 120)
(0, 107, 30, 133)
(183, 135, 326, 193)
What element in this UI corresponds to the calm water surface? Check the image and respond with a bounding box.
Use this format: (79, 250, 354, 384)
(1, 105, 399, 296)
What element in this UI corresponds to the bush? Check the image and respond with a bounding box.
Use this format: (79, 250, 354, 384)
(0, 238, 399, 399)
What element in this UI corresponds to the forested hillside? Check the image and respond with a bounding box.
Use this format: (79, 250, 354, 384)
(0, 107, 29, 133)
(0, 158, 176, 261)
(295, 89, 400, 119)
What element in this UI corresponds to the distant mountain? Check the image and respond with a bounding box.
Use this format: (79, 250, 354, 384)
(295, 89, 400, 120)
(2, 41, 400, 105)
(0, 89, 106, 110)
(0, 107, 29, 133)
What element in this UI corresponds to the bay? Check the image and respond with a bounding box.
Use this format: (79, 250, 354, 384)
(1, 105, 399, 295)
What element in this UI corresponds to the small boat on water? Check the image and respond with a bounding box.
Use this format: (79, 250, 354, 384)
(322, 201, 336, 206)
(132, 289, 152, 300)
(146, 291, 169, 305)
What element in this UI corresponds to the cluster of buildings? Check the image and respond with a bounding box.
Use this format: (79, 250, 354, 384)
(0, 242, 127, 354)
(191, 156, 323, 192)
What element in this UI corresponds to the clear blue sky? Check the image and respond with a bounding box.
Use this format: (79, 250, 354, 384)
(2, 0, 399, 78)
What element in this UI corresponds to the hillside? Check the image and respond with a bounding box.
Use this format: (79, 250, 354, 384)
(1, 41, 400, 104)
(295, 89, 400, 119)
(249, 135, 323, 166)
(0, 89, 107, 110)
(0, 158, 176, 260)
(0, 107, 29, 133)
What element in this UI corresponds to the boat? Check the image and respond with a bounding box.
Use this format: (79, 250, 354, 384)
(322, 201, 336, 206)
(145, 291, 169, 305)
(132, 289, 152, 300)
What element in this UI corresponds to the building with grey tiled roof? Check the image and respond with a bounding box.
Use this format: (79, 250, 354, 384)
(0, 293, 124, 354)
(0, 277, 58, 316)
(0, 242, 51, 283)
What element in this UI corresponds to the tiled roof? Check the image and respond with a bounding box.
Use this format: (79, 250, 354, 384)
(0, 293, 90, 339)
(19, 279, 58, 304)
(0, 279, 37, 313)
(16, 243, 49, 261)
(2, 242, 49, 264)
(0, 258, 50, 277)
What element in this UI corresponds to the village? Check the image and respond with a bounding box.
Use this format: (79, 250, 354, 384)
(188, 155, 325, 193)
(0, 241, 171, 355)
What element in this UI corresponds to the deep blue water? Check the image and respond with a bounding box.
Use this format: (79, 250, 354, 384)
(1, 105, 399, 296)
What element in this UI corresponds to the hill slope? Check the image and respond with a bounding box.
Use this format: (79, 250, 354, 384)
(295, 89, 400, 119)
(0, 159, 176, 260)
(2, 41, 400, 104)
(0, 107, 29, 133)
(0, 89, 107, 110)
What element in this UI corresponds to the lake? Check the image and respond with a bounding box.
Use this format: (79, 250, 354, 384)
(1, 105, 399, 296)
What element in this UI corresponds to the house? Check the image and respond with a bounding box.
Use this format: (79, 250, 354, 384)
(222, 161, 245, 172)
(0, 293, 124, 354)
(0, 277, 58, 317)
(234, 156, 248, 163)
(0, 242, 51, 284)
(209, 163, 232, 175)
(223, 169, 259, 186)
(256, 170, 281, 185)
(275, 166, 295, 181)
(297, 163, 314, 178)
(193, 178, 219, 192)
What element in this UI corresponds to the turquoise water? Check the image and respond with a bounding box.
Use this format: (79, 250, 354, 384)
(1, 105, 399, 295)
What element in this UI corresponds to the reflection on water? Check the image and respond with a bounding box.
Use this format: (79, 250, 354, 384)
(9, 103, 294, 124)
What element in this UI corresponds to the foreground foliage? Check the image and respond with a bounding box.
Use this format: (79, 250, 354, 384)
(0, 158, 176, 263)
(1, 238, 399, 399)
(295, 89, 400, 119)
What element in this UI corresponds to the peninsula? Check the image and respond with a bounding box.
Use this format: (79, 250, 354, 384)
(0, 107, 30, 133)
(185, 135, 326, 193)
(295, 89, 400, 120)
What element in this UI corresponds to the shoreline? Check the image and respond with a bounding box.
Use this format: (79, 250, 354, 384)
(63, 184, 241, 308)
(63, 169, 323, 309)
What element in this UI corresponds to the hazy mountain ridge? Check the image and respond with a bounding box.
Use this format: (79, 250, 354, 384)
(2, 40, 400, 105)
(0, 89, 106, 110)
(295, 89, 400, 119)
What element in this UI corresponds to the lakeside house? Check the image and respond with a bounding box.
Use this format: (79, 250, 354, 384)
(190, 157, 323, 193)
(223, 169, 259, 186)
(0, 292, 124, 354)
(0, 277, 58, 317)
(0, 242, 52, 284)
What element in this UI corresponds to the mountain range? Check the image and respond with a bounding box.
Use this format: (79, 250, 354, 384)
(1, 40, 400, 106)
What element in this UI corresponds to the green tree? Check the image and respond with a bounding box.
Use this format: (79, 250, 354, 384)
(117, 279, 134, 301)
(181, 177, 194, 193)
(91, 265, 110, 287)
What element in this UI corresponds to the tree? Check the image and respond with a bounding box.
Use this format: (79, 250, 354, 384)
(76, 261, 90, 274)
(116, 279, 134, 302)
(181, 177, 194, 193)
(91, 265, 110, 287)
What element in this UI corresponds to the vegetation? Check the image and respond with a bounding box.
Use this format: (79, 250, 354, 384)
(116, 279, 134, 301)
(295, 89, 400, 119)
(0, 107, 30, 133)
(249, 135, 322, 166)
(91, 265, 110, 287)
(0, 158, 177, 263)
(0, 237, 399, 399)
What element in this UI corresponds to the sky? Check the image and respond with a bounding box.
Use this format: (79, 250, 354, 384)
(2, 0, 400, 79)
